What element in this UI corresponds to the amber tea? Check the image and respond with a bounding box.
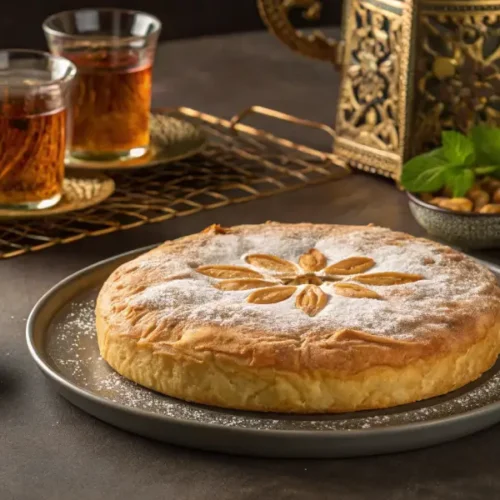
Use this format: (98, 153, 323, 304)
(0, 50, 75, 209)
(65, 51, 152, 160)
(0, 96, 67, 208)
(44, 9, 161, 162)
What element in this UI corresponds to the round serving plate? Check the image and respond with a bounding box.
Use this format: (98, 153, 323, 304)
(0, 171, 115, 221)
(26, 247, 500, 458)
(65, 114, 206, 171)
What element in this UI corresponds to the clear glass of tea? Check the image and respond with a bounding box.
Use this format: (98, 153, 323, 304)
(43, 9, 162, 162)
(0, 50, 76, 209)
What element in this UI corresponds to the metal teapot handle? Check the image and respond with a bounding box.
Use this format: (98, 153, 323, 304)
(257, 0, 345, 68)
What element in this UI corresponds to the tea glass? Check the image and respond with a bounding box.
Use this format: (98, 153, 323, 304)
(43, 8, 162, 162)
(0, 49, 76, 209)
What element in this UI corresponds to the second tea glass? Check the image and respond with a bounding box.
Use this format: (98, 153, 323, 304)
(43, 8, 162, 162)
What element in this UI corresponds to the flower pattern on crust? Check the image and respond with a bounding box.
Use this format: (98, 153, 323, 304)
(197, 249, 423, 317)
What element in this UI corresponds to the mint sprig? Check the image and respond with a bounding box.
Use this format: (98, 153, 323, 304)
(402, 126, 500, 196)
(401, 149, 448, 193)
(442, 131, 475, 166)
(445, 168, 475, 198)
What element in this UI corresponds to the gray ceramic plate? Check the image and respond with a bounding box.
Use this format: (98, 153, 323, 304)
(26, 247, 500, 458)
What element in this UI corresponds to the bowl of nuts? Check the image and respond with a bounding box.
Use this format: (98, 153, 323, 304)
(403, 128, 500, 249)
(407, 178, 500, 249)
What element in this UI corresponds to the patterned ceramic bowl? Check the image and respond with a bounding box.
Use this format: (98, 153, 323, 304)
(408, 193, 500, 250)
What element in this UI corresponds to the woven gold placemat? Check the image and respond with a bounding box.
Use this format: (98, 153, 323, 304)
(0, 107, 348, 259)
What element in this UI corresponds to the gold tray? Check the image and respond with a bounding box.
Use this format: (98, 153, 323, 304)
(0, 106, 348, 259)
(0, 172, 115, 221)
(66, 115, 206, 171)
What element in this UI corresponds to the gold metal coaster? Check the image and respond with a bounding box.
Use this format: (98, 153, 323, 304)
(0, 172, 115, 220)
(65, 114, 207, 171)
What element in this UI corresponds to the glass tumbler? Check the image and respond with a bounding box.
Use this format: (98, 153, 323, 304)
(0, 50, 75, 209)
(43, 9, 162, 162)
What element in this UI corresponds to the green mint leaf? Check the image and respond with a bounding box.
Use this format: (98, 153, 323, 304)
(442, 131, 475, 166)
(470, 126, 500, 165)
(474, 165, 500, 175)
(401, 149, 449, 193)
(464, 151, 476, 167)
(445, 168, 475, 198)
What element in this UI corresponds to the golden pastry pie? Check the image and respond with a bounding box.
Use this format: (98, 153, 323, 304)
(96, 223, 500, 413)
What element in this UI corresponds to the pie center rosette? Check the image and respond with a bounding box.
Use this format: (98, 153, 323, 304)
(197, 249, 423, 317)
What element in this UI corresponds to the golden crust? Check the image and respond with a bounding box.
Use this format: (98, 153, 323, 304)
(96, 223, 500, 413)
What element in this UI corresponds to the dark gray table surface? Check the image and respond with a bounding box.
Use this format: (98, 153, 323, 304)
(2, 30, 500, 500)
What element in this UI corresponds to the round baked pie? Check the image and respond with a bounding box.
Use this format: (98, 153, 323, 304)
(96, 223, 500, 413)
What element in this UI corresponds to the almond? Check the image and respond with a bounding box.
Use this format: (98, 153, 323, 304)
(432, 197, 473, 212)
(214, 279, 276, 291)
(480, 177, 500, 195)
(298, 249, 327, 272)
(354, 272, 423, 285)
(324, 256, 375, 275)
(334, 282, 381, 299)
(202, 224, 229, 234)
(429, 197, 449, 207)
(479, 203, 500, 214)
(197, 265, 262, 279)
(467, 188, 490, 211)
(295, 285, 328, 316)
(245, 254, 296, 273)
(247, 286, 296, 304)
(285, 274, 322, 286)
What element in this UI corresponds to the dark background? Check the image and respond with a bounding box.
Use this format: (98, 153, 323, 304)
(0, 0, 342, 49)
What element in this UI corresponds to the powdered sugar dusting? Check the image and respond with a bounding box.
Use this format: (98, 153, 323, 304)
(46, 286, 500, 432)
(124, 225, 496, 340)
